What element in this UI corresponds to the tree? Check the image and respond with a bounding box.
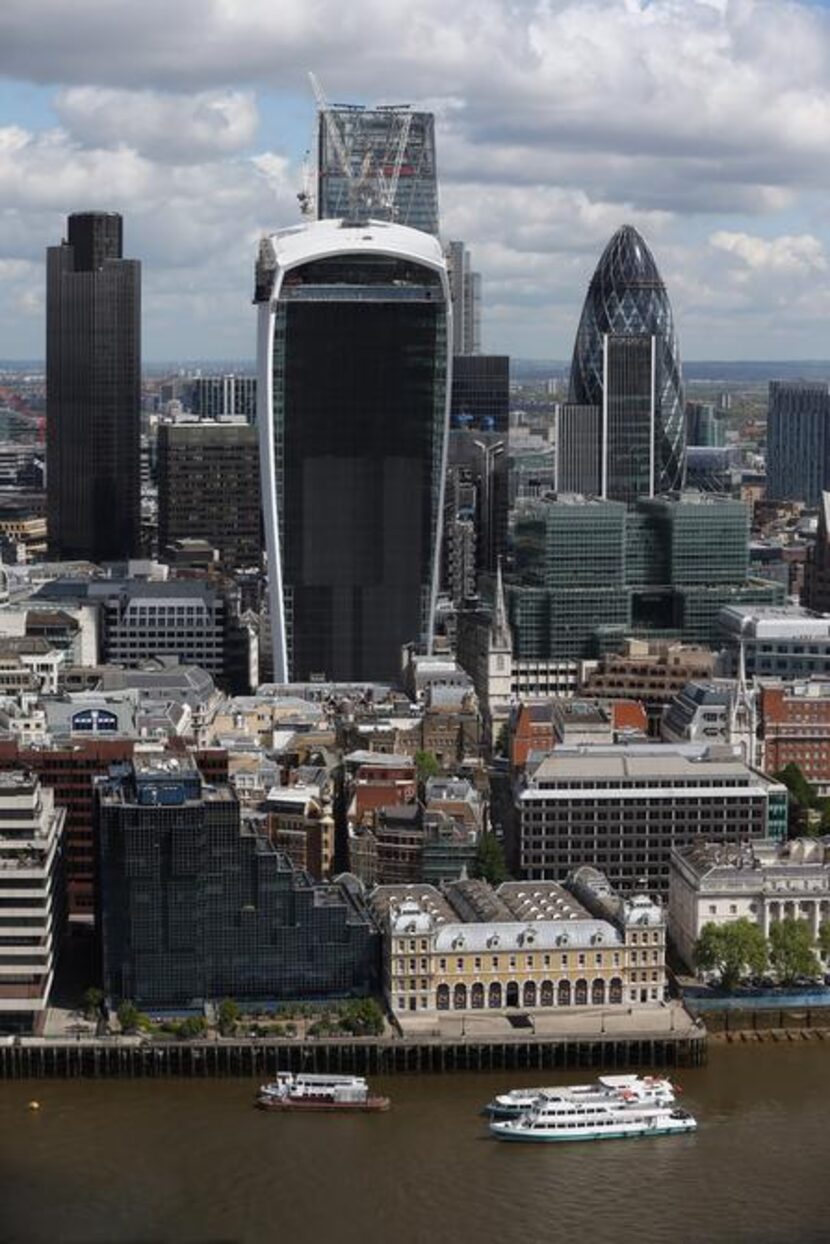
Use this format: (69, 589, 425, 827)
(338, 997, 384, 1036)
(773, 763, 818, 809)
(414, 750, 440, 783)
(818, 922, 830, 961)
(471, 832, 508, 885)
(694, 919, 767, 990)
(217, 998, 240, 1035)
(177, 1016, 207, 1039)
(116, 1001, 142, 1034)
(768, 918, 821, 984)
(81, 986, 104, 1020)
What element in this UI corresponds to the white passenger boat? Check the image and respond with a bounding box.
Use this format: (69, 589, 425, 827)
(256, 1072, 390, 1112)
(490, 1092, 696, 1144)
(485, 1074, 676, 1118)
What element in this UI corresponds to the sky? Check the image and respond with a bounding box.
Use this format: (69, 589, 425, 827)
(2, 0, 830, 362)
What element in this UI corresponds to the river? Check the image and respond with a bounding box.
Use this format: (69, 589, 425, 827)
(0, 1043, 827, 1244)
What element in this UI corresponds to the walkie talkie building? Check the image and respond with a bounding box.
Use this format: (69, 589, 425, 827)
(255, 219, 451, 683)
(569, 224, 685, 496)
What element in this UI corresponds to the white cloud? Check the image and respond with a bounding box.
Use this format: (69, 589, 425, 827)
(54, 88, 259, 163)
(710, 230, 828, 276)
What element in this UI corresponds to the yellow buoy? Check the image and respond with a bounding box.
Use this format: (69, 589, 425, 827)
(27, 1100, 40, 1111)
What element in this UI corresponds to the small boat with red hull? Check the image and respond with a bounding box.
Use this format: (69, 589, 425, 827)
(255, 1072, 390, 1113)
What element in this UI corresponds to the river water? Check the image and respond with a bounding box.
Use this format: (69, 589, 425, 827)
(0, 1043, 827, 1244)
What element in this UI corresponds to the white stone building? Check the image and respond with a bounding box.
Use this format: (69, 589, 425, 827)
(668, 837, 830, 973)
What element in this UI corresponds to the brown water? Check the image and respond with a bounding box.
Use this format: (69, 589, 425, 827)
(0, 1044, 828, 1244)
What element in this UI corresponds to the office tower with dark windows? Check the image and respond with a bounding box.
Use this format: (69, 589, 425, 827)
(255, 219, 451, 683)
(96, 755, 378, 1008)
(317, 105, 439, 236)
(767, 381, 830, 505)
(188, 374, 257, 422)
(686, 401, 725, 448)
(46, 212, 140, 561)
(450, 355, 509, 432)
(554, 404, 601, 494)
(569, 224, 685, 499)
(157, 421, 262, 569)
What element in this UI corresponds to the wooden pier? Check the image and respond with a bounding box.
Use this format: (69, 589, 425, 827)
(0, 1029, 707, 1079)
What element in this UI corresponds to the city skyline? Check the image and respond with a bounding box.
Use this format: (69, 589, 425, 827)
(3, 1, 830, 360)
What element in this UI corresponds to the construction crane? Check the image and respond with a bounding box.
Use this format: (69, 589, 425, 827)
(307, 71, 414, 224)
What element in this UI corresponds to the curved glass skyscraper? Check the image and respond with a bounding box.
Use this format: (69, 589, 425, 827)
(569, 224, 685, 496)
(255, 219, 451, 683)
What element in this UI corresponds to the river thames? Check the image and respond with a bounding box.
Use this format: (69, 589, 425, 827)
(0, 1042, 827, 1244)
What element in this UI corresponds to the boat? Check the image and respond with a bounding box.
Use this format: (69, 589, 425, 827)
(489, 1091, 696, 1144)
(255, 1072, 390, 1113)
(485, 1074, 677, 1118)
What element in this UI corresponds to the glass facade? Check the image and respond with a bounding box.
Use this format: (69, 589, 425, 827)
(569, 225, 685, 496)
(450, 355, 509, 432)
(766, 381, 830, 505)
(604, 335, 654, 504)
(96, 762, 378, 1007)
(272, 252, 448, 682)
(317, 109, 439, 236)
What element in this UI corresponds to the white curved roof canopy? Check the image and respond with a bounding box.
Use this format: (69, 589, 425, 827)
(261, 217, 448, 286)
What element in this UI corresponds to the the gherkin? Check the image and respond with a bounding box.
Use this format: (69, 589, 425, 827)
(569, 224, 685, 494)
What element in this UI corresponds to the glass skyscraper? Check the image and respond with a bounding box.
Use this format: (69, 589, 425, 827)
(766, 380, 830, 505)
(317, 106, 439, 236)
(255, 219, 451, 683)
(569, 224, 685, 497)
(46, 212, 141, 560)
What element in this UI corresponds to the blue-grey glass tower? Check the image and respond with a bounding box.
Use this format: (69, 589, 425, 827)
(569, 224, 685, 497)
(255, 219, 451, 684)
(767, 381, 830, 505)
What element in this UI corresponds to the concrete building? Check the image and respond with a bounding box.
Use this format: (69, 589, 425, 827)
(718, 605, 830, 680)
(517, 744, 788, 898)
(370, 869, 666, 1020)
(157, 420, 262, 570)
(668, 837, 830, 974)
(0, 772, 65, 1032)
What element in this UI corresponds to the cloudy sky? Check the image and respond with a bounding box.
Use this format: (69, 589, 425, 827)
(2, 0, 830, 361)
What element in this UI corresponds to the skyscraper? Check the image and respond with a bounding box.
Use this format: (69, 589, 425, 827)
(255, 219, 451, 683)
(767, 380, 830, 505)
(316, 105, 439, 235)
(568, 224, 685, 499)
(46, 212, 141, 560)
(446, 241, 481, 354)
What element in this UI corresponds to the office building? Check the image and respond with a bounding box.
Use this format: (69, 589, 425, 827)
(370, 871, 666, 1020)
(447, 430, 508, 576)
(554, 404, 601, 495)
(759, 680, 830, 793)
(718, 605, 830, 680)
(46, 212, 140, 560)
(518, 743, 787, 898)
(767, 381, 830, 505)
(686, 401, 725, 448)
(317, 104, 439, 235)
(507, 492, 782, 661)
(446, 241, 481, 354)
(0, 773, 65, 1033)
(96, 756, 378, 1007)
(569, 225, 685, 498)
(450, 355, 509, 432)
(669, 837, 830, 974)
(802, 491, 830, 612)
(157, 421, 262, 569)
(255, 218, 451, 683)
(187, 374, 256, 422)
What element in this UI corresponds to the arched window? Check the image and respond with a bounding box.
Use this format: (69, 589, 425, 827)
(471, 982, 485, 1009)
(540, 980, 554, 1007)
(505, 981, 519, 1008)
(609, 977, 623, 1004)
(557, 980, 571, 1007)
(436, 983, 450, 1010)
(592, 979, 606, 1005)
(522, 981, 537, 1008)
(488, 982, 502, 1009)
(575, 979, 588, 1006)
(453, 983, 467, 1010)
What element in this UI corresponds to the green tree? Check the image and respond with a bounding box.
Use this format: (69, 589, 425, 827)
(116, 1000, 141, 1034)
(818, 922, 830, 961)
(81, 986, 104, 1020)
(414, 750, 441, 783)
(768, 918, 821, 984)
(338, 997, 384, 1036)
(694, 919, 768, 990)
(217, 998, 240, 1035)
(177, 1016, 207, 1040)
(471, 832, 508, 885)
(773, 763, 818, 808)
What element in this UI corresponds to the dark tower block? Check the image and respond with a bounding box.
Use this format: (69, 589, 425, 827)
(47, 212, 141, 561)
